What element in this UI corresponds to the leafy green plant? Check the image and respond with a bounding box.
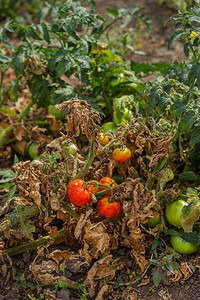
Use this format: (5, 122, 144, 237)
(0, 0, 151, 146)
(138, 3, 200, 176)
(52, 280, 89, 300)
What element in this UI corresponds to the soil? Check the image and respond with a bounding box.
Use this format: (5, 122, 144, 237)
(1, 1, 200, 300)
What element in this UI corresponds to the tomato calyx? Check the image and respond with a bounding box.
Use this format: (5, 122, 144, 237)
(84, 180, 100, 194)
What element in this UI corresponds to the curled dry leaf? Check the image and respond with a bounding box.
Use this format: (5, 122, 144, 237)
(81, 221, 110, 262)
(169, 262, 193, 284)
(13, 161, 42, 208)
(56, 98, 101, 142)
(84, 255, 124, 298)
(74, 209, 93, 239)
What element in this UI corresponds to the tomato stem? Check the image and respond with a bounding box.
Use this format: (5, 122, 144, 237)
(73, 140, 95, 180)
(95, 182, 125, 197)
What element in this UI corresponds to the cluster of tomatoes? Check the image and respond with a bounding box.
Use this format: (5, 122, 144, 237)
(99, 132, 132, 163)
(145, 199, 200, 254)
(66, 177, 122, 219)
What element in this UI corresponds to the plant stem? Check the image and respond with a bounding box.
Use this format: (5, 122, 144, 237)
(73, 140, 95, 180)
(0, 99, 35, 147)
(6, 227, 66, 256)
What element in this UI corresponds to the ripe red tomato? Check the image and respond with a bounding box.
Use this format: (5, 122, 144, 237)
(170, 232, 200, 254)
(99, 177, 118, 196)
(165, 199, 188, 228)
(112, 147, 131, 163)
(97, 196, 122, 218)
(99, 132, 109, 146)
(67, 179, 91, 206)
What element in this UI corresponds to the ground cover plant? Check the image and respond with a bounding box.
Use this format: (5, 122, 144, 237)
(0, 0, 200, 299)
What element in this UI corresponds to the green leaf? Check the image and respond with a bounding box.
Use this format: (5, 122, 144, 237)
(181, 232, 200, 245)
(0, 170, 16, 178)
(166, 262, 179, 273)
(181, 197, 200, 232)
(19, 220, 35, 240)
(55, 59, 73, 77)
(153, 269, 161, 287)
(146, 86, 160, 116)
(184, 42, 190, 57)
(52, 86, 75, 103)
(190, 127, 200, 144)
(38, 22, 50, 44)
(0, 54, 11, 64)
(12, 54, 25, 75)
(188, 63, 200, 87)
(28, 27, 42, 40)
(170, 99, 186, 117)
(168, 30, 184, 49)
(180, 171, 199, 182)
(7, 184, 17, 201)
(179, 109, 197, 132)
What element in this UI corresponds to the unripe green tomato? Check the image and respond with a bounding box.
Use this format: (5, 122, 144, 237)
(68, 144, 77, 155)
(28, 142, 39, 159)
(170, 232, 200, 254)
(145, 212, 161, 228)
(165, 200, 188, 228)
(48, 105, 63, 120)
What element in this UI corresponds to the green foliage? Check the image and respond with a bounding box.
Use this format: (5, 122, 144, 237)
(53, 280, 89, 300)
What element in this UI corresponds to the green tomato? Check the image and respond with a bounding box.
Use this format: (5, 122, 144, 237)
(28, 142, 39, 159)
(48, 105, 63, 120)
(170, 232, 200, 254)
(101, 122, 118, 134)
(112, 174, 123, 184)
(113, 108, 133, 125)
(145, 212, 161, 228)
(68, 144, 77, 155)
(165, 200, 188, 228)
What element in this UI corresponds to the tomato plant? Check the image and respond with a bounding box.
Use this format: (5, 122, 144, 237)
(112, 147, 131, 163)
(165, 199, 188, 228)
(170, 232, 200, 254)
(67, 179, 91, 206)
(99, 177, 118, 196)
(97, 196, 122, 218)
(99, 132, 109, 146)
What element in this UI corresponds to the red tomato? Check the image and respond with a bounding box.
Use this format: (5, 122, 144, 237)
(99, 177, 118, 196)
(87, 180, 99, 194)
(99, 132, 109, 146)
(112, 147, 131, 163)
(67, 179, 91, 206)
(97, 196, 122, 218)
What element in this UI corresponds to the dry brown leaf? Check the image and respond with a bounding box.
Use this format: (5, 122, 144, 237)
(56, 98, 101, 142)
(95, 284, 109, 300)
(47, 250, 70, 263)
(169, 261, 193, 284)
(47, 115, 62, 137)
(84, 255, 114, 297)
(82, 221, 110, 262)
(74, 209, 93, 239)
